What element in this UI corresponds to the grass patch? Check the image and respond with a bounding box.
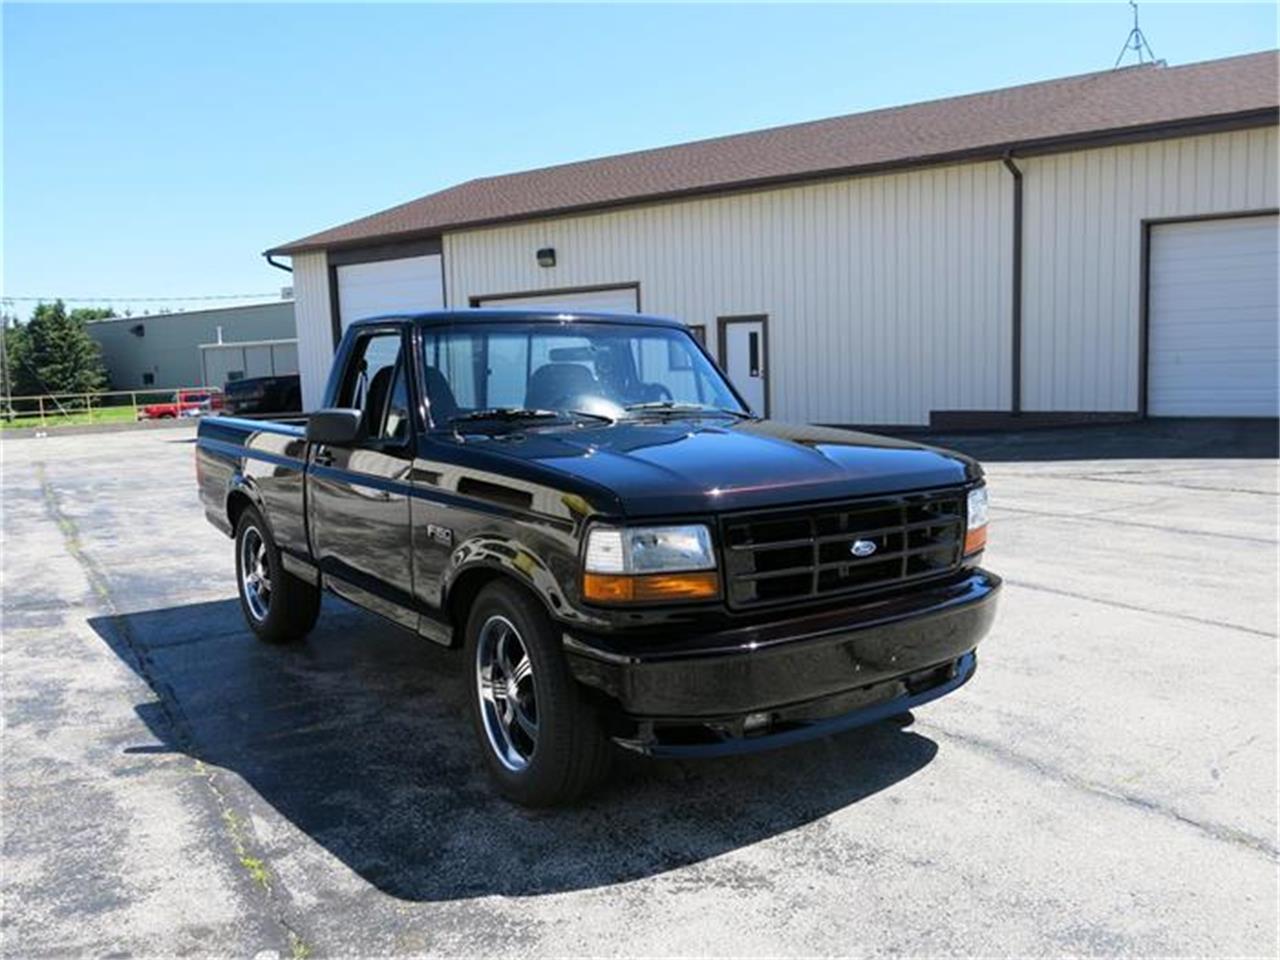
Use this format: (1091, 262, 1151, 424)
(239, 855, 271, 890)
(1, 404, 138, 430)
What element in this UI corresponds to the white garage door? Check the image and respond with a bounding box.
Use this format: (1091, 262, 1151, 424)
(336, 255, 444, 332)
(271, 342, 299, 375)
(475, 286, 639, 313)
(1148, 215, 1278, 417)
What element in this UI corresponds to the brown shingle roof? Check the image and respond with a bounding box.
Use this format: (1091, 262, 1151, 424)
(269, 51, 1278, 255)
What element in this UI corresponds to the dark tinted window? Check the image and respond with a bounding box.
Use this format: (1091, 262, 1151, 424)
(381, 363, 411, 442)
(340, 330, 410, 441)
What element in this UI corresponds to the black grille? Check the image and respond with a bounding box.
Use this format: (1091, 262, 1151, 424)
(721, 489, 966, 609)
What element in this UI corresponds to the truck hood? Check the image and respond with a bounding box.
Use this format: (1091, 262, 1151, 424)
(462, 418, 980, 517)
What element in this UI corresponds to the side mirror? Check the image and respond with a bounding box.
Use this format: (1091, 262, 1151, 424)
(306, 408, 362, 446)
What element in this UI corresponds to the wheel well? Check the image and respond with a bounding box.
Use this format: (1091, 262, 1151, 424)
(447, 568, 547, 640)
(227, 490, 254, 533)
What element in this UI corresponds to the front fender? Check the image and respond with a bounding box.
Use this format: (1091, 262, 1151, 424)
(442, 534, 600, 628)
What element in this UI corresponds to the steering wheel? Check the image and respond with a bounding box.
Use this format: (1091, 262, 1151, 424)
(644, 383, 674, 403)
(547, 392, 578, 411)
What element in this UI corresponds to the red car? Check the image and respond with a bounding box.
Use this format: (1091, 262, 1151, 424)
(138, 388, 223, 420)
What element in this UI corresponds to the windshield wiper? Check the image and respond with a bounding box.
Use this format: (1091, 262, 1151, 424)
(450, 407, 615, 427)
(623, 401, 754, 420)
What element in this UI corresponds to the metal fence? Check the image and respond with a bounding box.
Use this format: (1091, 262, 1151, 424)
(0, 387, 219, 429)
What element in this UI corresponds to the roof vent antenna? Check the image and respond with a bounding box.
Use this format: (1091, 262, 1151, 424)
(1114, 0, 1158, 69)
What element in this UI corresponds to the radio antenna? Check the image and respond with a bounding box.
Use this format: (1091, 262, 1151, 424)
(1114, 0, 1158, 68)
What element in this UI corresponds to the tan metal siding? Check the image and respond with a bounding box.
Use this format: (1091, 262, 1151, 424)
(292, 251, 333, 410)
(1021, 127, 1279, 411)
(446, 163, 1012, 426)
(433, 127, 1280, 422)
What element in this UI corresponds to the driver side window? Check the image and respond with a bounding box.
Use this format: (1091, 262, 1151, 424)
(339, 331, 411, 443)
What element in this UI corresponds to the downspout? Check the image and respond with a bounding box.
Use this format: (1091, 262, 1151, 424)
(264, 253, 293, 274)
(1001, 153, 1023, 417)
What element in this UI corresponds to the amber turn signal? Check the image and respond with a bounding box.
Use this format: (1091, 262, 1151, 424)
(964, 524, 988, 556)
(583, 571, 720, 603)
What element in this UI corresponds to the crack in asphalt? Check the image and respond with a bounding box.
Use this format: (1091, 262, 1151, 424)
(996, 472, 1277, 498)
(34, 461, 315, 959)
(1074, 475, 1278, 497)
(920, 721, 1280, 861)
(1001, 463, 1272, 479)
(1004, 578, 1278, 639)
(995, 505, 1279, 546)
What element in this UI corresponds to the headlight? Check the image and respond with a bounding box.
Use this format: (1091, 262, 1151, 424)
(583, 524, 719, 603)
(965, 485, 989, 555)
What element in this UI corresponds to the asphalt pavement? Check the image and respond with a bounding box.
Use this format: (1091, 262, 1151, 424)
(2, 421, 1276, 957)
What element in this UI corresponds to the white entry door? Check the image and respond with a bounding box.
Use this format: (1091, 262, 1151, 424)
(720, 316, 769, 416)
(1148, 215, 1278, 416)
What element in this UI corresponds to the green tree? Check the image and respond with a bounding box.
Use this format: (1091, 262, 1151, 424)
(1, 315, 32, 416)
(70, 307, 115, 323)
(19, 301, 111, 395)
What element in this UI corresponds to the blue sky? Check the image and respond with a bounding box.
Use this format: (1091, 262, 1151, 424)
(3, 2, 1276, 317)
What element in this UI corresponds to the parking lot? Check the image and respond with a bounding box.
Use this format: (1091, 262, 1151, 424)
(3, 422, 1276, 957)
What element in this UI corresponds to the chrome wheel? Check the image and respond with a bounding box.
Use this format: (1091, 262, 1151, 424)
(475, 614, 538, 772)
(239, 525, 272, 622)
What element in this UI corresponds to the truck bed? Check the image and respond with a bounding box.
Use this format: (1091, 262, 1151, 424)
(196, 415, 310, 544)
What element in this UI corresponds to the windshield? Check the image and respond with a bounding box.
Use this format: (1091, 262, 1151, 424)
(420, 321, 746, 426)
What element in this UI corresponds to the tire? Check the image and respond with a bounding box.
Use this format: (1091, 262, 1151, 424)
(465, 581, 611, 806)
(234, 506, 320, 644)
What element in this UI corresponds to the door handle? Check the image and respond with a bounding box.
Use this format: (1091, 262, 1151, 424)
(314, 446, 335, 467)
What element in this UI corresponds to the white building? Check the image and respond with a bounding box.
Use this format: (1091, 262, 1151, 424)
(87, 300, 296, 390)
(267, 52, 1279, 425)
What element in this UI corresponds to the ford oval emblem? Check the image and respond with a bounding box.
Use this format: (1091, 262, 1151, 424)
(850, 539, 878, 558)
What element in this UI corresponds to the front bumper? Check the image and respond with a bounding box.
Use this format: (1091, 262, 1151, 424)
(563, 568, 999, 756)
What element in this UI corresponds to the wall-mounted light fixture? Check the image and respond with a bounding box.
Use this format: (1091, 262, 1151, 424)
(536, 247, 556, 268)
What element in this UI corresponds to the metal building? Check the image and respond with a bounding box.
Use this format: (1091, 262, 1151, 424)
(87, 301, 297, 390)
(267, 52, 1279, 425)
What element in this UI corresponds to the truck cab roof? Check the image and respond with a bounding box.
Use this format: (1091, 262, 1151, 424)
(345, 309, 689, 331)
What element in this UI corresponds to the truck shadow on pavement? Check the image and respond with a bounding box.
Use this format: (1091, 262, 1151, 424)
(89, 597, 938, 903)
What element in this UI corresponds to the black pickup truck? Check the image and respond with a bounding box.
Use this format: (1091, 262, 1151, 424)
(197, 310, 999, 805)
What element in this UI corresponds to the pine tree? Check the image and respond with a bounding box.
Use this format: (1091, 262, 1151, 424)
(1, 315, 29, 416)
(21, 301, 111, 395)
